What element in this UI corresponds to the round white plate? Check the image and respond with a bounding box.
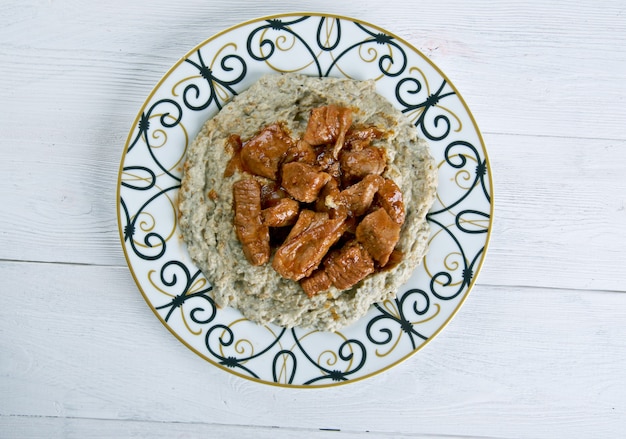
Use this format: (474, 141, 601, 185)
(117, 13, 493, 387)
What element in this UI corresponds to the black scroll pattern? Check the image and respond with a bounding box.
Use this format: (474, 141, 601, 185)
(426, 140, 490, 301)
(154, 261, 216, 325)
(367, 289, 430, 350)
(205, 326, 288, 379)
(246, 16, 323, 75)
(246, 16, 407, 78)
(182, 49, 247, 111)
(291, 329, 368, 385)
(121, 98, 183, 261)
(396, 77, 457, 141)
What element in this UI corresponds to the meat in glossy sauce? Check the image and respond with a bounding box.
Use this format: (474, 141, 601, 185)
(232, 178, 270, 266)
(323, 240, 375, 290)
(272, 215, 347, 281)
(285, 210, 329, 242)
(240, 122, 294, 180)
(303, 105, 352, 158)
(356, 208, 401, 266)
(344, 125, 384, 150)
(283, 140, 317, 166)
(281, 162, 331, 203)
(376, 178, 405, 225)
(339, 145, 386, 183)
(227, 104, 407, 297)
(261, 198, 300, 227)
(300, 269, 332, 298)
(330, 174, 383, 217)
(259, 181, 289, 208)
(315, 178, 340, 213)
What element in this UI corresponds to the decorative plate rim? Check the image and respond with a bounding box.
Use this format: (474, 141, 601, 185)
(116, 11, 494, 388)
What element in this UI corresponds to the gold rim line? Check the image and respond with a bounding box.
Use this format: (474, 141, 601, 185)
(115, 11, 495, 389)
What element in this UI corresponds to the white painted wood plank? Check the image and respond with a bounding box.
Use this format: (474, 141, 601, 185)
(0, 416, 479, 439)
(1, 132, 624, 292)
(1, 0, 624, 142)
(1, 261, 625, 438)
(481, 133, 626, 291)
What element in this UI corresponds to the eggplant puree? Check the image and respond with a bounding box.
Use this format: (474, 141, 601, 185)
(177, 73, 437, 331)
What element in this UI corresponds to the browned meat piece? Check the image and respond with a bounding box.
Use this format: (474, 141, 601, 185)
(272, 216, 347, 281)
(281, 162, 331, 203)
(344, 126, 384, 150)
(259, 181, 289, 208)
(302, 105, 352, 158)
(240, 123, 294, 180)
(377, 178, 405, 225)
(300, 269, 332, 297)
(314, 146, 341, 179)
(356, 208, 401, 266)
(315, 178, 340, 213)
(380, 249, 404, 272)
(332, 174, 383, 217)
(326, 161, 341, 180)
(339, 145, 386, 182)
(261, 198, 300, 227)
(232, 178, 270, 265)
(285, 210, 329, 242)
(283, 140, 317, 165)
(324, 241, 375, 290)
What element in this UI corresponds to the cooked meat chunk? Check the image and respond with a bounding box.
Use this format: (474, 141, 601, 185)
(302, 105, 352, 158)
(300, 269, 332, 297)
(240, 123, 294, 180)
(285, 210, 329, 242)
(281, 162, 331, 203)
(344, 126, 384, 150)
(259, 181, 289, 208)
(272, 216, 347, 281)
(227, 102, 409, 299)
(261, 198, 300, 227)
(315, 178, 341, 213)
(377, 178, 405, 225)
(356, 208, 401, 266)
(324, 241, 375, 290)
(232, 178, 270, 265)
(315, 146, 341, 179)
(339, 145, 386, 182)
(381, 249, 404, 272)
(283, 140, 317, 165)
(331, 174, 383, 217)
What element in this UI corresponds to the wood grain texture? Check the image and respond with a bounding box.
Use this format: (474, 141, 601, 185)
(482, 134, 626, 291)
(0, 416, 495, 439)
(1, 261, 624, 438)
(1, 0, 624, 139)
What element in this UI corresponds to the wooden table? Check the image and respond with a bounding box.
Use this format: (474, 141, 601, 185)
(2, 1, 625, 437)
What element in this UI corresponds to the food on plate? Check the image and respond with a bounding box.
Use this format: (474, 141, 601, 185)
(178, 73, 437, 331)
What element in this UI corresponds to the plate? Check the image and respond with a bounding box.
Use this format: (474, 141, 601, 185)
(117, 13, 493, 387)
